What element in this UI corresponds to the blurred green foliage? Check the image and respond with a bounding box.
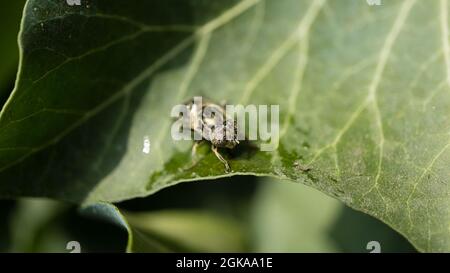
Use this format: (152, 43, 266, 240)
(0, 176, 414, 252)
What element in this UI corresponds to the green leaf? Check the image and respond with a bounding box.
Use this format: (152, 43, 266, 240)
(1, 0, 450, 252)
(250, 178, 415, 252)
(8, 198, 69, 252)
(82, 202, 246, 252)
(0, 0, 26, 104)
(4, 198, 129, 253)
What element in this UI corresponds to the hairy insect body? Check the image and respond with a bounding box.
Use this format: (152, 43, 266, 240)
(184, 98, 239, 172)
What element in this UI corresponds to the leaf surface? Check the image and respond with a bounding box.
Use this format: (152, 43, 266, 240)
(1, 0, 450, 251)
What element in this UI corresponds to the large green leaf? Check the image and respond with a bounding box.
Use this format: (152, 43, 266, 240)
(0, 0, 26, 105)
(1, 0, 450, 252)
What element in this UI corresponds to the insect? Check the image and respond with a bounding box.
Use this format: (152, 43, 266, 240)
(182, 97, 240, 172)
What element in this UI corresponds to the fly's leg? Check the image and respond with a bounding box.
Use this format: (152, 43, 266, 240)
(211, 145, 231, 172)
(191, 141, 198, 157)
(191, 141, 201, 157)
(183, 140, 203, 171)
